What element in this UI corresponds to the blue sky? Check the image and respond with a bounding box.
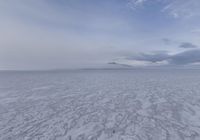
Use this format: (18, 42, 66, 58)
(0, 0, 200, 69)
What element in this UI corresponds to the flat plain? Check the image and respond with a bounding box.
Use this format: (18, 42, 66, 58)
(0, 69, 200, 140)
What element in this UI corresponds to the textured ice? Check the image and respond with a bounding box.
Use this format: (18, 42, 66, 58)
(0, 69, 200, 140)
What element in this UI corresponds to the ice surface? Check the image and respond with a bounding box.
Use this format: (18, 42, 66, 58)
(0, 69, 200, 140)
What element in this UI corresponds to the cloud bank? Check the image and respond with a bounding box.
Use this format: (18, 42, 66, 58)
(111, 49, 200, 67)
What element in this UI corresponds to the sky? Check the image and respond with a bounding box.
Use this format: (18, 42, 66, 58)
(1, 0, 200, 70)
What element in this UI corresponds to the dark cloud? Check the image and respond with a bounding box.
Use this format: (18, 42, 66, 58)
(123, 49, 200, 66)
(179, 42, 198, 49)
(170, 50, 200, 65)
(162, 39, 198, 49)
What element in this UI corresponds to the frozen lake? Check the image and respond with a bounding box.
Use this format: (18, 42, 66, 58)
(0, 69, 200, 140)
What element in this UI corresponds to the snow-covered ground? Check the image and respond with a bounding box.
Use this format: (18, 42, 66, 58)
(0, 69, 200, 140)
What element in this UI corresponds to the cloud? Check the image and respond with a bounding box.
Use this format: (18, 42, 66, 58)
(127, 0, 147, 9)
(162, 38, 175, 45)
(170, 50, 200, 65)
(162, 0, 200, 18)
(127, 51, 170, 63)
(128, 0, 200, 18)
(162, 39, 198, 49)
(112, 49, 200, 67)
(179, 42, 198, 49)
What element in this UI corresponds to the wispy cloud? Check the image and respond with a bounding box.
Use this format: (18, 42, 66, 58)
(128, 0, 200, 18)
(128, 0, 147, 9)
(162, 0, 200, 18)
